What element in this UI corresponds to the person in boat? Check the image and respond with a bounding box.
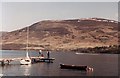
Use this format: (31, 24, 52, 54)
(47, 51, 50, 58)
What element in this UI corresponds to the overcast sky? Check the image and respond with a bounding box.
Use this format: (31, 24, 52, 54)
(1, 2, 118, 32)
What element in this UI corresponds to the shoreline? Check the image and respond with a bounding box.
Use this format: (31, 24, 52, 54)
(0, 48, 119, 54)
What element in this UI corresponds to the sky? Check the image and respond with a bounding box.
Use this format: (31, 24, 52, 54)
(1, 2, 118, 32)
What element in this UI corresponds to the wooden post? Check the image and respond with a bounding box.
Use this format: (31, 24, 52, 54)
(7, 60, 10, 65)
(1, 61, 5, 66)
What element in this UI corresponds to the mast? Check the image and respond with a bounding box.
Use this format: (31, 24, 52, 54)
(26, 26, 29, 58)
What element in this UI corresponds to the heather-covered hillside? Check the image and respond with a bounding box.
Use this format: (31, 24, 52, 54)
(1, 18, 119, 53)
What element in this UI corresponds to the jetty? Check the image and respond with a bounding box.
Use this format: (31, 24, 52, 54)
(0, 57, 55, 66)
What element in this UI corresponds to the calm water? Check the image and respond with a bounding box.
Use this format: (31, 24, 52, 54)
(0, 50, 118, 76)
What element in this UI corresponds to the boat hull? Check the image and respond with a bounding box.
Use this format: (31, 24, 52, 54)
(60, 64, 92, 71)
(20, 58, 31, 65)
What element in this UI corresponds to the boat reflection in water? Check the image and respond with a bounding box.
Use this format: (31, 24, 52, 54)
(20, 65, 31, 76)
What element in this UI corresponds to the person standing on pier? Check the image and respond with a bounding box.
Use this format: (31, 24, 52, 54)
(39, 50, 44, 57)
(47, 51, 50, 58)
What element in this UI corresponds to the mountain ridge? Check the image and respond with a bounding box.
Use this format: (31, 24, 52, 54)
(1, 18, 119, 51)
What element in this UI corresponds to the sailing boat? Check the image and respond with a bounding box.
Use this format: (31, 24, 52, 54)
(20, 26, 31, 65)
(20, 51, 31, 65)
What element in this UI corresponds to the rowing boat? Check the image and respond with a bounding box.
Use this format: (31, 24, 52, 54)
(60, 64, 93, 71)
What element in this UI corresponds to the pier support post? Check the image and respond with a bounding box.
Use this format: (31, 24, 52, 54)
(7, 60, 10, 65)
(1, 61, 5, 66)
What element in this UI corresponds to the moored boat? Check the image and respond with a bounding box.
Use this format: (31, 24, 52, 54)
(60, 64, 93, 71)
(20, 26, 32, 65)
(20, 52, 31, 65)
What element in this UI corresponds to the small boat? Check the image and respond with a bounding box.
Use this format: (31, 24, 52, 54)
(20, 51, 31, 65)
(20, 26, 31, 65)
(60, 64, 93, 71)
(76, 52, 99, 55)
(75, 52, 85, 55)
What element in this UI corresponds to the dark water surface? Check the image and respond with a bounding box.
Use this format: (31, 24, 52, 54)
(0, 50, 118, 76)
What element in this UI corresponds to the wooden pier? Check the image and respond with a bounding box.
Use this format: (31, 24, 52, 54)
(32, 58, 55, 63)
(0, 57, 55, 66)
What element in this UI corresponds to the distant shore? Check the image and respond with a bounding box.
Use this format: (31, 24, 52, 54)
(0, 45, 119, 54)
(71, 45, 120, 54)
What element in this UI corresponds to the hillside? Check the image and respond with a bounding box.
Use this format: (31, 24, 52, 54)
(0, 18, 119, 51)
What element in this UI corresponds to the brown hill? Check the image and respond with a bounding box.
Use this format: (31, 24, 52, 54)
(1, 18, 119, 51)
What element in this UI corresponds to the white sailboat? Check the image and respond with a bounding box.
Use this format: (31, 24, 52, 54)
(20, 26, 31, 65)
(20, 51, 31, 65)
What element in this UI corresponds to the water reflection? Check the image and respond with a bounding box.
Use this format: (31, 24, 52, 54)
(0, 67, 3, 77)
(20, 65, 31, 76)
(86, 69, 94, 76)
